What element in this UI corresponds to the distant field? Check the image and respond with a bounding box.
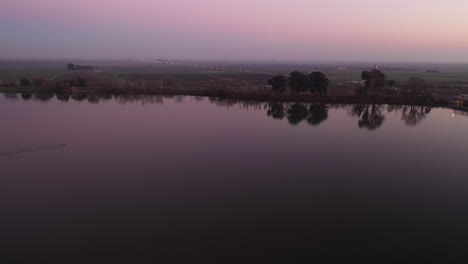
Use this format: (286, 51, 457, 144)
(1, 59, 467, 83)
(0, 60, 68, 79)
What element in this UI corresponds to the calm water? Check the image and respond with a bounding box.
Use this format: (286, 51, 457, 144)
(1, 93, 468, 263)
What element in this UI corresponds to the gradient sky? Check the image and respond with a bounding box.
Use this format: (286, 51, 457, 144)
(1, 0, 467, 62)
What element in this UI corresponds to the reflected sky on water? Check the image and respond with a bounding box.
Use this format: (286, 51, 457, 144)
(1, 94, 468, 263)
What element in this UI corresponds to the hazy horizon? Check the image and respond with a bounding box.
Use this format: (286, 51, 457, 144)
(1, 0, 468, 63)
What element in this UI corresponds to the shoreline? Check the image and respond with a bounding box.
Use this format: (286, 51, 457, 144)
(0, 86, 452, 107)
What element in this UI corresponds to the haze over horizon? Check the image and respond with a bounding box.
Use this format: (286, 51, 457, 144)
(1, 0, 468, 63)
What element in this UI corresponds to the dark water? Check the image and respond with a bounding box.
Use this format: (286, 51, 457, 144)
(1, 93, 468, 263)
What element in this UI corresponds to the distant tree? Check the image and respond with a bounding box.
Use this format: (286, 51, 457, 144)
(406, 77, 426, 95)
(268, 75, 288, 93)
(361, 66, 387, 94)
(308, 72, 330, 96)
(288, 71, 308, 92)
(20, 78, 31, 87)
(67, 63, 76, 71)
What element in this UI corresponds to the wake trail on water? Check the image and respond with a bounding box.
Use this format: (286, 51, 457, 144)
(0, 144, 67, 157)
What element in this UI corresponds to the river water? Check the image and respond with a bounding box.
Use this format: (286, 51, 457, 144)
(1, 93, 468, 263)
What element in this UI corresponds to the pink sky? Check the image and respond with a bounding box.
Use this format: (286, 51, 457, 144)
(1, 0, 467, 62)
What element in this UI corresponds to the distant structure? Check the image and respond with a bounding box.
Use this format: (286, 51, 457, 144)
(373, 65, 379, 70)
(67, 63, 99, 72)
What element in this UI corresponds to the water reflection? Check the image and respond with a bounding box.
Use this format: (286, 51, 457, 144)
(308, 104, 329, 126)
(266, 102, 286, 120)
(2, 93, 436, 129)
(401, 105, 432, 126)
(348, 104, 385, 130)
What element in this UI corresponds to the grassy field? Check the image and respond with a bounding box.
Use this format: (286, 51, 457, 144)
(1, 60, 467, 98)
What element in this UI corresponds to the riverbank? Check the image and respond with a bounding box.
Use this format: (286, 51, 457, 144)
(0, 86, 451, 107)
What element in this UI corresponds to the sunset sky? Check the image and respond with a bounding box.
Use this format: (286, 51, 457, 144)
(1, 0, 467, 62)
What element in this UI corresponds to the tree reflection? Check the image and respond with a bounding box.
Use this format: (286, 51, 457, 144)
(350, 104, 385, 130)
(287, 103, 309, 125)
(308, 104, 329, 126)
(71, 93, 87, 102)
(34, 93, 54, 102)
(3, 93, 19, 100)
(21, 93, 32, 100)
(56, 93, 70, 102)
(267, 102, 286, 120)
(401, 106, 431, 126)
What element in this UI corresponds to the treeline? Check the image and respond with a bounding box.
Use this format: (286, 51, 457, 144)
(267, 71, 330, 95)
(268, 66, 433, 97)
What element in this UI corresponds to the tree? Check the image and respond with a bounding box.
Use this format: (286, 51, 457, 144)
(308, 72, 330, 96)
(361, 67, 387, 94)
(20, 78, 30, 87)
(268, 75, 288, 94)
(67, 63, 76, 71)
(406, 77, 426, 95)
(288, 71, 308, 92)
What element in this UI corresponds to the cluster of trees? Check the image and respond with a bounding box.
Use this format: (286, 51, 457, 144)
(358, 66, 430, 96)
(268, 71, 330, 95)
(267, 102, 329, 126)
(358, 67, 388, 95)
(67, 63, 97, 71)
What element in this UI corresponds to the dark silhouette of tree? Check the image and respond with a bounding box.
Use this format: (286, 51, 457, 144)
(308, 72, 330, 96)
(287, 103, 309, 125)
(267, 102, 286, 119)
(406, 77, 427, 95)
(56, 93, 70, 102)
(361, 67, 387, 94)
(21, 93, 32, 100)
(20, 78, 31, 87)
(288, 71, 308, 92)
(268, 75, 288, 94)
(34, 93, 54, 102)
(350, 104, 385, 130)
(71, 93, 87, 102)
(401, 106, 431, 126)
(67, 63, 76, 71)
(307, 104, 329, 126)
(359, 105, 385, 130)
